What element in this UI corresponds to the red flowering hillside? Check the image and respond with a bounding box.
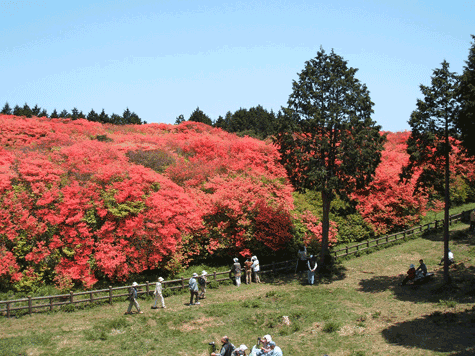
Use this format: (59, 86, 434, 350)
(0, 115, 298, 290)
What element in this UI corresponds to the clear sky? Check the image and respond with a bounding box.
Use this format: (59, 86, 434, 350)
(1, 0, 473, 132)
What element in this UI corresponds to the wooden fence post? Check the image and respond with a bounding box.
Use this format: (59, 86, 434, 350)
(90, 291, 94, 303)
(272, 261, 276, 274)
(214, 271, 217, 280)
(28, 296, 32, 315)
(146, 281, 150, 296)
(49, 297, 54, 311)
(181, 277, 185, 291)
(6, 302, 10, 318)
(109, 286, 113, 305)
(69, 291, 74, 304)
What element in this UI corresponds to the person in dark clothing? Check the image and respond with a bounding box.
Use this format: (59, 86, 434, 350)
(415, 259, 427, 278)
(211, 336, 235, 356)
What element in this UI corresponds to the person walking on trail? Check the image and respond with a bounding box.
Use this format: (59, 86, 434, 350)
(151, 277, 166, 309)
(125, 282, 143, 314)
(198, 270, 207, 299)
(307, 255, 317, 285)
(251, 256, 261, 283)
(231, 258, 242, 287)
(400, 264, 416, 286)
(211, 336, 235, 356)
(188, 273, 200, 305)
(244, 256, 253, 284)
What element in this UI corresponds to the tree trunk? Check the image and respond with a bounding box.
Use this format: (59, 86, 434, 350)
(443, 120, 450, 283)
(320, 190, 332, 268)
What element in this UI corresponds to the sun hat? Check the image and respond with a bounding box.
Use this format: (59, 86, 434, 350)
(192, 272, 199, 277)
(132, 282, 138, 287)
(201, 270, 208, 276)
(262, 334, 272, 342)
(158, 277, 164, 282)
(268, 341, 276, 347)
(238, 344, 248, 351)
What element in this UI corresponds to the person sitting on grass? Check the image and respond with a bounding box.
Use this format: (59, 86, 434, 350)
(211, 336, 235, 356)
(400, 264, 416, 286)
(267, 341, 283, 356)
(231, 344, 248, 356)
(125, 282, 143, 314)
(439, 249, 455, 266)
(415, 259, 427, 278)
(250, 334, 272, 356)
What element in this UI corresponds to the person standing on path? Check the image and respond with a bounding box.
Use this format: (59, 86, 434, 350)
(307, 255, 317, 285)
(244, 256, 253, 284)
(152, 277, 166, 309)
(188, 273, 200, 305)
(251, 256, 261, 283)
(231, 258, 242, 287)
(198, 270, 208, 299)
(125, 282, 143, 314)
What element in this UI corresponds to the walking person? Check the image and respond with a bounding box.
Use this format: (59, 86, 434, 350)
(231, 258, 242, 287)
(125, 282, 143, 314)
(251, 256, 261, 283)
(244, 256, 253, 284)
(470, 209, 475, 232)
(307, 255, 317, 285)
(189, 273, 200, 305)
(151, 277, 166, 309)
(198, 270, 207, 299)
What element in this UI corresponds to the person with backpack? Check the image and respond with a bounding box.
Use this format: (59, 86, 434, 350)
(198, 270, 208, 299)
(125, 282, 143, 314)
(189, 273, 200, 305)
(151, 277, 166, 309)
(251, 256, 261, 283)
(244, 256, 253, 284)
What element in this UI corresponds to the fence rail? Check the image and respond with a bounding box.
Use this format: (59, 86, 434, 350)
(0, 210, 468, 317)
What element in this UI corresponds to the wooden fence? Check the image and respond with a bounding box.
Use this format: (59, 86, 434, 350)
(0, 210, 469, 318)
(0, 260, 294, 318)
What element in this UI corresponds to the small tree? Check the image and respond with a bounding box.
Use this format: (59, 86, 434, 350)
(1, 102, 12, 115)
(275, 47, 385, 267)
(402, 60, 460, 283)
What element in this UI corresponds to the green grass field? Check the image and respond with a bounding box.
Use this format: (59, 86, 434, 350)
(1, 223, 475, 356)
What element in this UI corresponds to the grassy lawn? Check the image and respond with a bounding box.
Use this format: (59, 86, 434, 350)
(1, 223, 474, 356)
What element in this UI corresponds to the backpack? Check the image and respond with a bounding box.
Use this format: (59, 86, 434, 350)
(128, 287, 136, 300)
(198, 276, 206, 286)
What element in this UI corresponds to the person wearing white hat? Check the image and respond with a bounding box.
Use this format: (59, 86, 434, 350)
(189, 272, 200, 305)
(125, 281, 143, 314)
(198, 270, 208, 299)
(231, 344, 248, 355)
(250, 334, 272, 356)
(230, 258, 242, 287)
(152, 277, 166, 309)
(307, 255, 317, 285)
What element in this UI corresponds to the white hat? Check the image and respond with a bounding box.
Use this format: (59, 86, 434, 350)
(192, 272, 199, 277)
(262, 334, 272, 342)
(252, 256, 257, 261)
(132, 282, 138, 287)
(238, 344, 248, 351)
(158, 277, 164, 282)
(233, 258, 239, 262)
(201, 270, 208, 276)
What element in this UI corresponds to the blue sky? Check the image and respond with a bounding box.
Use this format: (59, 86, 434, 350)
(1, 0, 473, 132)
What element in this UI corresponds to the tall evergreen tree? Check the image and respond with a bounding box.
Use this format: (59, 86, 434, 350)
(274, 48, 385, 268)
(13, 105, 22, 116)
(71, 107, 80, 120)
(188, 107, 212, 126)
(38, 109, 48, 118)
(59, 109, 70, 118)
(456, 35, 475, 156)
(50, 109, 59, 118)
(1, 102, 12, 115)
(31, 104, 41, 117)
(401, 60, 460, 283)
(98, 109, 110, 124)
(21, 103, 33, 118)
(87, 109, 98, 122)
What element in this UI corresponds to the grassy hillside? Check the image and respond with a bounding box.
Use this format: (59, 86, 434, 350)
(1, 222, 474, 356)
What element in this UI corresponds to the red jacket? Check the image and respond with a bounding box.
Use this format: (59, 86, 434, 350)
(407, 267, 416, 279)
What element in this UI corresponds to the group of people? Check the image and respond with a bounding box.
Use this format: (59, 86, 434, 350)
(210, 334, 283, 356)
(400, 259, 427, 286)
(188, 270, 209, 305)
(230, 255, 261, 287)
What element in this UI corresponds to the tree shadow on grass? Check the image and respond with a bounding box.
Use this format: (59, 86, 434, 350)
(267, 261, 347, 286)
(382, 307, 475, 356)
(358, 264, 475, 304)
